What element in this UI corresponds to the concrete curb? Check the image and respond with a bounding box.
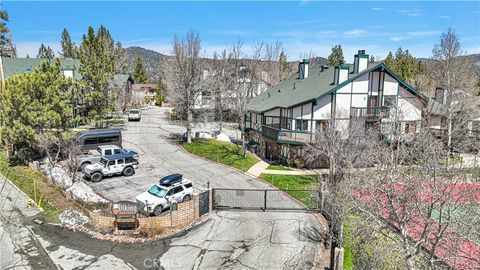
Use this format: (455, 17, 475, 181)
(0, 173, 41, 211)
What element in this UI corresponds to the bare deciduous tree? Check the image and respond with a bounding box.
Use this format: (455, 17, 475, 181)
(430, 28, 479, 169)
(209, 49, 234, 132)
(350, 120, 479, 270)
(169, 31, 203, 143)
(228, 41, 266, 157)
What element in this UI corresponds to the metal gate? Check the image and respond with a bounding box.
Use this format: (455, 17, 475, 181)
(198, 190, 210, 217)
(212, 188, 320, 211)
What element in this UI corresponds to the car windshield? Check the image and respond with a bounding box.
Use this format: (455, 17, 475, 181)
(148, 185, 168, 197)
(99, 158, 108, 166)
(130, 109, 139, 114)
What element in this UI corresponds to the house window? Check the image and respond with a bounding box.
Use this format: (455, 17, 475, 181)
(63, 69, 74, 78)
(296, 120, 309, 131)
(383, 96, 397, 107)
(315, 120, 328, 133)
(405, 121, 417, 133)
(296, 148, 303, 157)
(280, 145, 290, 158)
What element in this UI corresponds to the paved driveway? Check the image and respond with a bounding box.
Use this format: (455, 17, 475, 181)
(86, 106, 325, 269)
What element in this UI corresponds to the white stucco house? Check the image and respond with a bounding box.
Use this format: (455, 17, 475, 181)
(245, 50, 425, 163)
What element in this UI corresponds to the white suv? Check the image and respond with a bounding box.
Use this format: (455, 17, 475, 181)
(128, 109, 141, 121)
(136, 174, 194, 216)
(84, 153, 138, 182)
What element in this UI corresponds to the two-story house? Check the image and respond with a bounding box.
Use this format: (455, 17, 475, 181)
(245, 50, 425, 163)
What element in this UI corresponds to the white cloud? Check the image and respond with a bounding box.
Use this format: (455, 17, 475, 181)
(343, 29, 367, 37)
(299, 0, 311, 6)
(407, 31, 441, 37)
(397, 9, 423, 17)
(390, 36, 408, 42)
(371, 7, 384, 11)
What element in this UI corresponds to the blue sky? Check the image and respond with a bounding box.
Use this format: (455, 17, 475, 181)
(5, 1, 480, 61)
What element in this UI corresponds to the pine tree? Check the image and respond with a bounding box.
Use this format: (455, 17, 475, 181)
(114, 41, 127, 73)
(78, 25, 117, 127)
(383, 48, 429, 83)
(37, 43, 55, 59)
(0, 9, 15, 57)
(279, 50, 291, 80)
(133, 57, 148, 83)
(2, 60, 77, 156)
(155, 75, 166, 106)
(60, 28, 77, 58)
(26, 54, 30, 58)
(327, 45, 344, 66)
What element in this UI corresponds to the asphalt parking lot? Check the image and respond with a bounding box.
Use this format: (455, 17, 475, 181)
(85, 106, 303, 204)
(83, 106, 325, 269)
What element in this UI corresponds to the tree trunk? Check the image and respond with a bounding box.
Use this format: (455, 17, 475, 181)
(240, 115, 246, 157)
(446, 114, 453, 171)
(218, 106, 223, 132)
(187, 110, 192, 143)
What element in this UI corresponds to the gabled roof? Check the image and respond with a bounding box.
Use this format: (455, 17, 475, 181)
(247, 62, 422, 113)
(2, 57, 82, 80)
(113, 74, 134, 85)
(428, 95, 480, 116)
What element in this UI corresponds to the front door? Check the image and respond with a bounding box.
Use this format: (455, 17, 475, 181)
(368, 96, 378, 108)
(265, 142, 279, 160)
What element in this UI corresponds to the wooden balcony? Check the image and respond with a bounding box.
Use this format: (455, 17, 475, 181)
(351, 107, 390, 121)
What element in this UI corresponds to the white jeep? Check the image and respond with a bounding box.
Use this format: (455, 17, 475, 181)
(136, 174, 194, 216)
(84, 153, 138, 182)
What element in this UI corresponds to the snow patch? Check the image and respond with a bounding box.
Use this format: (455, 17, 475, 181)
(215, 132, 231, 143)
(66, 182, 109, 204)
(59, 209, 90, 226)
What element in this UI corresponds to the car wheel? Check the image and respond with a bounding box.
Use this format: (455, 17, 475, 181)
(123, 167, 134, 176)
(182, 195, 192, 202)
(153, 205, 163, 216)
(81, 162, 90, 172)
(91, 172, 103, 182)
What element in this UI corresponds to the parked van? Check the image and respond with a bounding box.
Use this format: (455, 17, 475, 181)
(76, 129, 122, 153)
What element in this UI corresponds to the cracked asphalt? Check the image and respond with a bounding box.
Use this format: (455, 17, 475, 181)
(0, 106, 327, 270)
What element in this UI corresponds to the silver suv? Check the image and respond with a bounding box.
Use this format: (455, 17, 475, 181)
(128, 109, 141, 121)
(84, 153, 138, 182)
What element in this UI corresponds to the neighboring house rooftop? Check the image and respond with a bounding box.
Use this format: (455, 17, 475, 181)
(113, 74, 134, 85)
(1, 57, 82, 80)
(132, 83, 156, 91)
(427, 95, 480, 116)
(247, 62, 422, 113)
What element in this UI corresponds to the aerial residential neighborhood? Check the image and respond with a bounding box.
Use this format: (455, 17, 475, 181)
(0, 1, 479, 270)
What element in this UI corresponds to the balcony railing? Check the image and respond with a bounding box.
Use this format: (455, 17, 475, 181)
(262, 125, 313, 144)
(351, 107, 390, 120)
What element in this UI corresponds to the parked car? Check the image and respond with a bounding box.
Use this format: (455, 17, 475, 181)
(136, 174, 194, 216)
(76, 129, 122, 154)
(77, 145, 138, 172)
(83, 153, 138, 182)
(128, 109, 141, 121)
